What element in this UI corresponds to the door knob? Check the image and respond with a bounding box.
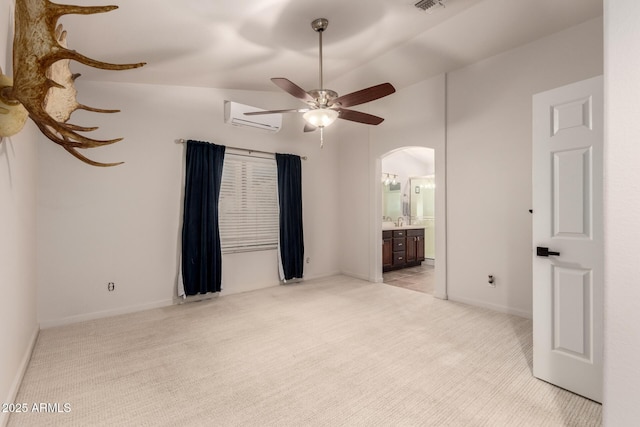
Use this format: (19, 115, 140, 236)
(536, 246, 560, 257)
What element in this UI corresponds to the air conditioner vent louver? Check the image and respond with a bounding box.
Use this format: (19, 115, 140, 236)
(415, 0, 445, 12)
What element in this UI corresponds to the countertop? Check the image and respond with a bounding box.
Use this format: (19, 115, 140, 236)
(382, 224, 426, 231)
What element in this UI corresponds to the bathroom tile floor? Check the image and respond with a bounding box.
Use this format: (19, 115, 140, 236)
(383, 263, 435, 294)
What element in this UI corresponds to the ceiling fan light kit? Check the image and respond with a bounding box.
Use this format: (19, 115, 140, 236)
(244, 17, 396, 148)
(303, 108, 338, 128)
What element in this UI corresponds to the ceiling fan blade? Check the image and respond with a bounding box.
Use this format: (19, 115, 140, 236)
(303, 123, 317, 133)
(244, 108, 309, 116)
(332, 83, 396, 108)
(271, 78, 315, 103)
(338, 108, 385, 125)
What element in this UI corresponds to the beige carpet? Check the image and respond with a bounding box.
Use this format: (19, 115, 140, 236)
(10, 275, 601, 426)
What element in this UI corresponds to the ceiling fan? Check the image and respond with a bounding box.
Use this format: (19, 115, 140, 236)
(244, 18, 396, 147)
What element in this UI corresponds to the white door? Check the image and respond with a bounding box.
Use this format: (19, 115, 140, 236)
(532, 76, 603, 403)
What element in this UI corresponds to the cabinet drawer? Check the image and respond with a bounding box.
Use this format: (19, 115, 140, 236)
(393, 252, 405, 264)
(407, 228, 424, 237)
(383, 230, 393, 239)
(393, 230, 405, 238)
(393, 239, 406, 251)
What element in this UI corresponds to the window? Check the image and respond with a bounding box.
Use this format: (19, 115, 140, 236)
(219, 153, 279, 253)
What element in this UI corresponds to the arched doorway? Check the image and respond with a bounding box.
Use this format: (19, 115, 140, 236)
(370, 146, 447, 299)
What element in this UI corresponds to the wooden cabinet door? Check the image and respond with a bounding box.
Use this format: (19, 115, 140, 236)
(407, 229, 425, 263)
(416, 235, 425, 260)
(382, 237, 393, 269)
(406, 236, 417, 263)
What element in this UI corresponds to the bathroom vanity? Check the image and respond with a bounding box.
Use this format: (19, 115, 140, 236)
(382, 226, 425, 272)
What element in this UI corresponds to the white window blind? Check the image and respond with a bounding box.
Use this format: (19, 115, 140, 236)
(219, 153, 279, 253)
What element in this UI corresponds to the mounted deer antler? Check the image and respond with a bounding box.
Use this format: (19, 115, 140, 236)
(0, 0, 145, 166)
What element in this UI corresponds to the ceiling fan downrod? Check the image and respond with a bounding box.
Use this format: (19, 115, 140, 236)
(311, 18, 329, 91)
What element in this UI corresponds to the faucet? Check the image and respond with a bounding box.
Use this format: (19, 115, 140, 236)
(397, 217, 404, 227)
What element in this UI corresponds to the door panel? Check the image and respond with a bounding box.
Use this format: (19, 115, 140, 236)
(553, 148, 591, 238)
(552, 266, 591, 359)
(552, 96, 592, 135)
(532, 76, 603, 403)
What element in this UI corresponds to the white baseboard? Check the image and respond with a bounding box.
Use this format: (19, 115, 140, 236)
(39, 299, 175, 329)
(447, 294, 532, 319)
(433, 291, 448, 300)
(1, 325, 39, 427)
(339, 270, 371, 282)
(303, 271, 343, 282)
(37, 271, 380, 329)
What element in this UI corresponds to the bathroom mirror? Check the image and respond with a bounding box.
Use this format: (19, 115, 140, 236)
(382, 182, 402, 220)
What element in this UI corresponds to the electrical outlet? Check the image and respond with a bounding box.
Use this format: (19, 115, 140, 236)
(107, 282, 115, 292)
(487, 275, 495, 288)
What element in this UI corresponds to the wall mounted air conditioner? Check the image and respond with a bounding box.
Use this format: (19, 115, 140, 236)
(224, 101, 282, 133)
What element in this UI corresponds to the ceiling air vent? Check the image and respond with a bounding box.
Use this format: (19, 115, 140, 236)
(414, 0, 446, 12)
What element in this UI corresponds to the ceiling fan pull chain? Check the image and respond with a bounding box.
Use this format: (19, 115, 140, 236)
(320, 127, 324, 148)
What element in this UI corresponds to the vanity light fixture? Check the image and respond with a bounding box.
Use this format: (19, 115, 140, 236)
(418, 176, 436, 190)
(382, 173, 398, 186)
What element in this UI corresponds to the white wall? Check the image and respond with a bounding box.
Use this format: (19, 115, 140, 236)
(0, 0, 39, 424)
(382, 149, 434, 201)
(336, 121, 371, 280)
(0, 126, 39, 427)
(37, 81, 340, 327)
(370, 76, 447, 297)
(336, 75, 447, 295)
(383, 150, 434, 176)
(603, 0, 640, 424)
(445, 18, 603, 317)
(34, 17, 605, 328)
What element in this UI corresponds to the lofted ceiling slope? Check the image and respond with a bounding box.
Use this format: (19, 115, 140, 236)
(34, 0, 603, 92)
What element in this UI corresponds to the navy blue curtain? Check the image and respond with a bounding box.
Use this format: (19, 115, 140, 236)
(181, 140, 226, 295)
(275, 153, 304, 280)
